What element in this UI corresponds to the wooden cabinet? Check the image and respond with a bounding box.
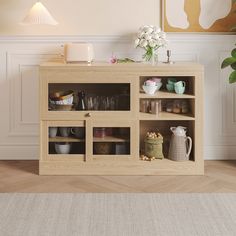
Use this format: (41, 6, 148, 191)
(39, 62, 204, 175)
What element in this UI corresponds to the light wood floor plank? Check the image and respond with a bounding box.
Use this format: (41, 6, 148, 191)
(0, 161, 236, 192)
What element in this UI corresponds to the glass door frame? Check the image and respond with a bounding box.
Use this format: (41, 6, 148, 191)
(86, 119, 139, 160)
(41, 120, 86, 161)
(40, 72, 139, 121)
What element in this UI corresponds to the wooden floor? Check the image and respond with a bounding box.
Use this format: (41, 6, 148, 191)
(0, 161, 236, 192)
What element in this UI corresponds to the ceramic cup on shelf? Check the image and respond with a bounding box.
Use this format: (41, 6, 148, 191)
(59, 127, 71, 137)
(71, 127, 85, 139)
(166, 78, 177, 92)
(175, 81, 186, 88)
(174, 81, 186, 94)
(175, 86, 185, 94)
(167, 78, 177, 85)
(166, 83, 175, 92)
(55, 143, 71, 154)
(49, 127, 58, 138)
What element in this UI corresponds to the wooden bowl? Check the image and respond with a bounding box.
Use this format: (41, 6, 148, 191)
(49, 90, 74, 101)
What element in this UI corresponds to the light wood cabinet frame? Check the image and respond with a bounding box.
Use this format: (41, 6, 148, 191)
(39, 62, 204, 176)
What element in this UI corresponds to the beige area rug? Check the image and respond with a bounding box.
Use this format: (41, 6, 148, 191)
(0, 194, 236, 236)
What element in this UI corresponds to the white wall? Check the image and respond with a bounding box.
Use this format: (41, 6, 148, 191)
(0, 1, 235, 160)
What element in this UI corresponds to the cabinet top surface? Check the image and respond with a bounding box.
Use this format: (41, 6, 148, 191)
(40, 61, 204, 72)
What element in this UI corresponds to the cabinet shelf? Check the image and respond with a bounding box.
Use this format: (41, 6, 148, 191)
(139, 112, 195, 121)
(93, 136, 130, 143)
(49, 137, 85, 143)
(139, 90, 195, 99)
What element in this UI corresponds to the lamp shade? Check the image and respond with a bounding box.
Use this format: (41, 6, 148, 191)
(21, 2, 58, 25)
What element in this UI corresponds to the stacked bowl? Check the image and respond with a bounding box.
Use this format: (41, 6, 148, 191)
(49, 90, 74, 111)
(143, 78, 162, 95)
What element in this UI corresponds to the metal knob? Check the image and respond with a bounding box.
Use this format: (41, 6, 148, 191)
(86, 113, 92, 117)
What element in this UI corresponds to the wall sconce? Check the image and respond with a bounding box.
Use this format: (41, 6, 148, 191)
(21, 1, 58, 25)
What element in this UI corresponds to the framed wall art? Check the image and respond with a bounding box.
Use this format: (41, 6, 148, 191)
(162, 0, 236, 33)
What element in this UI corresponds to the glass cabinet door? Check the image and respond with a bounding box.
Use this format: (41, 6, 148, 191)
(41, 120, 139, 162)
(86, 120, 139, 160)
(41, 121, 86, 161)
(41, 73, 138, 120)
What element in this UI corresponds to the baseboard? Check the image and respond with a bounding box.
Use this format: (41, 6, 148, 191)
(0, 146, 39, 160)
(204, 146, 236, 160)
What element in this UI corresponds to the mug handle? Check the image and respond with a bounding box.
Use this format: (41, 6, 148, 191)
(182, 81, 186, 87)
(170, 127, 176, 132)
(71, 128, 75, 135)
(186, 136, 192, 158)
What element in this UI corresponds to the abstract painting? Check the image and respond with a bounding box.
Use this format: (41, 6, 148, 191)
(162, 0, 236, 32)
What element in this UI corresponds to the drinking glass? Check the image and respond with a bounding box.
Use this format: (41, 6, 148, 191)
(93, 96, 100, 110)
(87, 96, 94, 110)
(110, 96, 116, 110)
(100, 96, 107, 110)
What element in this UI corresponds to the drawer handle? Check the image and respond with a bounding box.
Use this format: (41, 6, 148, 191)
(86, 113, 92, 117)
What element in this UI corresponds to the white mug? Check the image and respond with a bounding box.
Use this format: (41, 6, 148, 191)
(49, 127, 58, 138)
(59, 127, 71, 137)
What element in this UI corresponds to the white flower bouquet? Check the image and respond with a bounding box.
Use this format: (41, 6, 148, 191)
(135, 25, 167, 63)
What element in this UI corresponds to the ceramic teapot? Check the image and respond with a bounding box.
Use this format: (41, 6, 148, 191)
(168, 126, 192, 161)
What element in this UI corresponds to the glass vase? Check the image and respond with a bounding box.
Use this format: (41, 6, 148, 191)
(143, 48, 158, 65)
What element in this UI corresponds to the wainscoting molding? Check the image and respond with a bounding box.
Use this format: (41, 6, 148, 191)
(0, 35, 235, 160)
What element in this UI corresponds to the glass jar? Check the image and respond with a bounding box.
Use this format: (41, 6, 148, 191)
(173, 100, 181, 114)
(150, 100, 159, 115)
(166, 101, 173, 113)
(140, 100, 151, 113)
(93, 128, 106, 138)
(181, 100, 189, 114)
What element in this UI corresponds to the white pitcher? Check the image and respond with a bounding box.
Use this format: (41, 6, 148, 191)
(168, 126, 192, 161)
(170, 126, 187, 136)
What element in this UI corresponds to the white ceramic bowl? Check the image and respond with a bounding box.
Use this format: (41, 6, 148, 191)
(143, 83, 162, 95)
(143, 85, 157, 95)
(55, 143, 71, 154)
(49, 96, 73, 105)
(155, 82, 162, 91)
